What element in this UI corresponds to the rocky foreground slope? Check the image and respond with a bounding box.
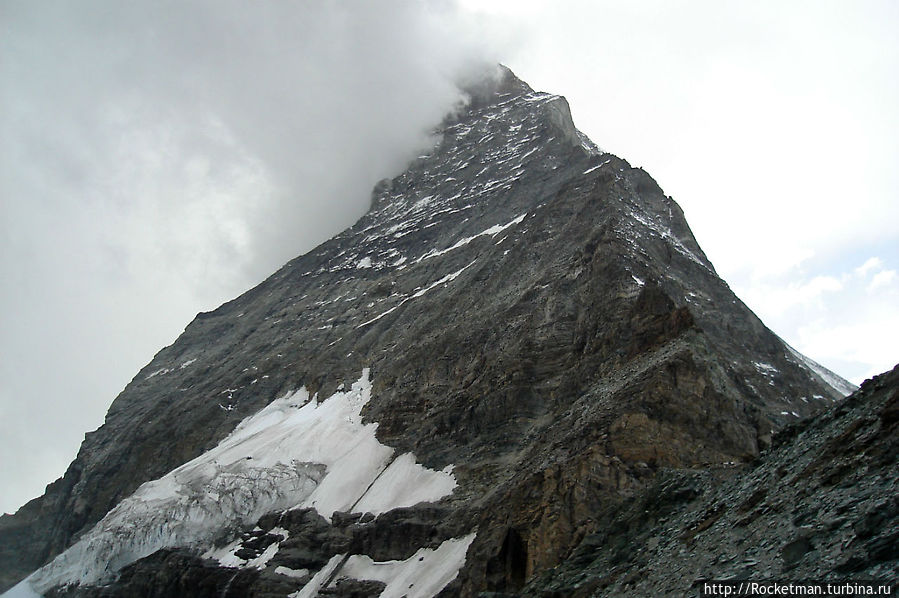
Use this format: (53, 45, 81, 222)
(527, 364, 898, 596)
(0, 67, 859, 597)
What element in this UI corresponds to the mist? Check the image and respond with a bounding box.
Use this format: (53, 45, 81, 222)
(4, 0, 897, 516)
(0, 0, 497, 513)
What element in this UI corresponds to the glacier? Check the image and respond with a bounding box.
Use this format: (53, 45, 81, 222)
(17, 369, 459, 595)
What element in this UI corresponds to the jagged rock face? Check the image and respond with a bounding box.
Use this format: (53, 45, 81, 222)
(0, 67, 853, 597)
(525, 364, 899, 597)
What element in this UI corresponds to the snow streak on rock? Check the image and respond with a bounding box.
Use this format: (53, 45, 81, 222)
(784, 343, 857, 397)
(24, 370, 457, 593)
(290, 534, 477, 598)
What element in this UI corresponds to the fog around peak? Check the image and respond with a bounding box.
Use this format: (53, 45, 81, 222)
(0, 0, 499, 513)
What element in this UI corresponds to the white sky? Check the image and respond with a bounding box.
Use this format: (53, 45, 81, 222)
(1, 0, 897, 514)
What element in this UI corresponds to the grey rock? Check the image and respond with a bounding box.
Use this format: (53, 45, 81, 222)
(0, 66, 860, 596)
(525, 366, 899, 596)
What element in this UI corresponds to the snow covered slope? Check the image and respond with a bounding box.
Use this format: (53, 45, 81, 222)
(19, 370, 458, 594)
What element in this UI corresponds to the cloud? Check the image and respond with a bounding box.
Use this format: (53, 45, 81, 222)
(476, 0, 899, 386)
(868, 269, 896, 292)
(737, 275, 842, 319)
(852, 256, 896, 292)
(855, 257, 883, 277)
(3, 0, 897, 517)
(483, 1, 899, 280)
(0, 0, 501, 513)
(796, 310, 899, 384)
(735, 252, 898, 385)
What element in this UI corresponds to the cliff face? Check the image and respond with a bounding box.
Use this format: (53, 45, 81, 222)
(0, 67, 855, 597)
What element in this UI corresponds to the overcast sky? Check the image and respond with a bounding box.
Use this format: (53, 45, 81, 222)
(1, 1, 897, 514)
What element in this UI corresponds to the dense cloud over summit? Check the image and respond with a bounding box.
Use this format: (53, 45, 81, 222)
(0, 0, 497, 514)
(2, 0, 898, 522)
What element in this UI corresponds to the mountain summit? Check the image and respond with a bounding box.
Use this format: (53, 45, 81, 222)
(1, 66, 860, 597)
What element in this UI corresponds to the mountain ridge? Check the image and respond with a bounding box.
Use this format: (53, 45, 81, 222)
(1, 66, 858, 597)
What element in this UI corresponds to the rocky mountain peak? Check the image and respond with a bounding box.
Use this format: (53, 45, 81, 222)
(0, 68, 870, 598)
(458, 64, 533, 109)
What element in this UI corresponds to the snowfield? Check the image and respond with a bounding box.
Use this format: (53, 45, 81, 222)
(18, 369, 460, 595)
(291, 534, 477, 598)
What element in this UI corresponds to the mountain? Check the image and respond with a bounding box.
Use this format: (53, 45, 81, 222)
(0, 66, 861, 597)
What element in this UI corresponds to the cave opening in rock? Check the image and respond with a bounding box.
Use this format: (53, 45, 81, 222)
(487, 527, 528, 591)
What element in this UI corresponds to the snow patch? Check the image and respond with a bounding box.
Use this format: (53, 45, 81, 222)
(417, 214, 525, 263)
(208, 526, 290, 571)
(358, 262, 475, 328)
(291, 554, 346, 598)
(144, 367, 171, 379)
(25, 370, 457, 592)
(353, 454, 456, 515)
(246, 541, 281, 570)
(629, 211, 711, 272)
(582, 159, 611, 175)
(783, 343, 856, 397)
(203, 538, 245, 568)
(340, 534, 476, 598)
(275, 566, 310, 579)
(292, 534, 476, 598)
(753, 362, 778, 375)
(1, 580, 43, 598)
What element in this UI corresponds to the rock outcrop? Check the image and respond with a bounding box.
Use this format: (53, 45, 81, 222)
(526, 364, 899, 596)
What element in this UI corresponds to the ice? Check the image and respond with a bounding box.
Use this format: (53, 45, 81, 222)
(208, 526, 288, 571)
(24, 370, 457, 592)
(411, 263, 473, 298)
(753, 362, 778, 375)
(629, 211, 712, 272)
(340, 534, 476, 598)
(1, 580, 43, 598)
(144, 367, 171, 379)
(203, 538, 245, 567)
(353, 454, 456, 515)
(481, 214, 525, 236)
(275, 566, 310, 579)
(523, 92, 554, 102)
(358, 262, 475, 328)
(417, 214, 525, 263)
(180, 358, 197, 369)
(290, 534, 476, 598)
(291, 554, 346, 598)
(247, 541, 281, 569)
(783, 343, 856, 397)
(582, 158, 612, 175)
